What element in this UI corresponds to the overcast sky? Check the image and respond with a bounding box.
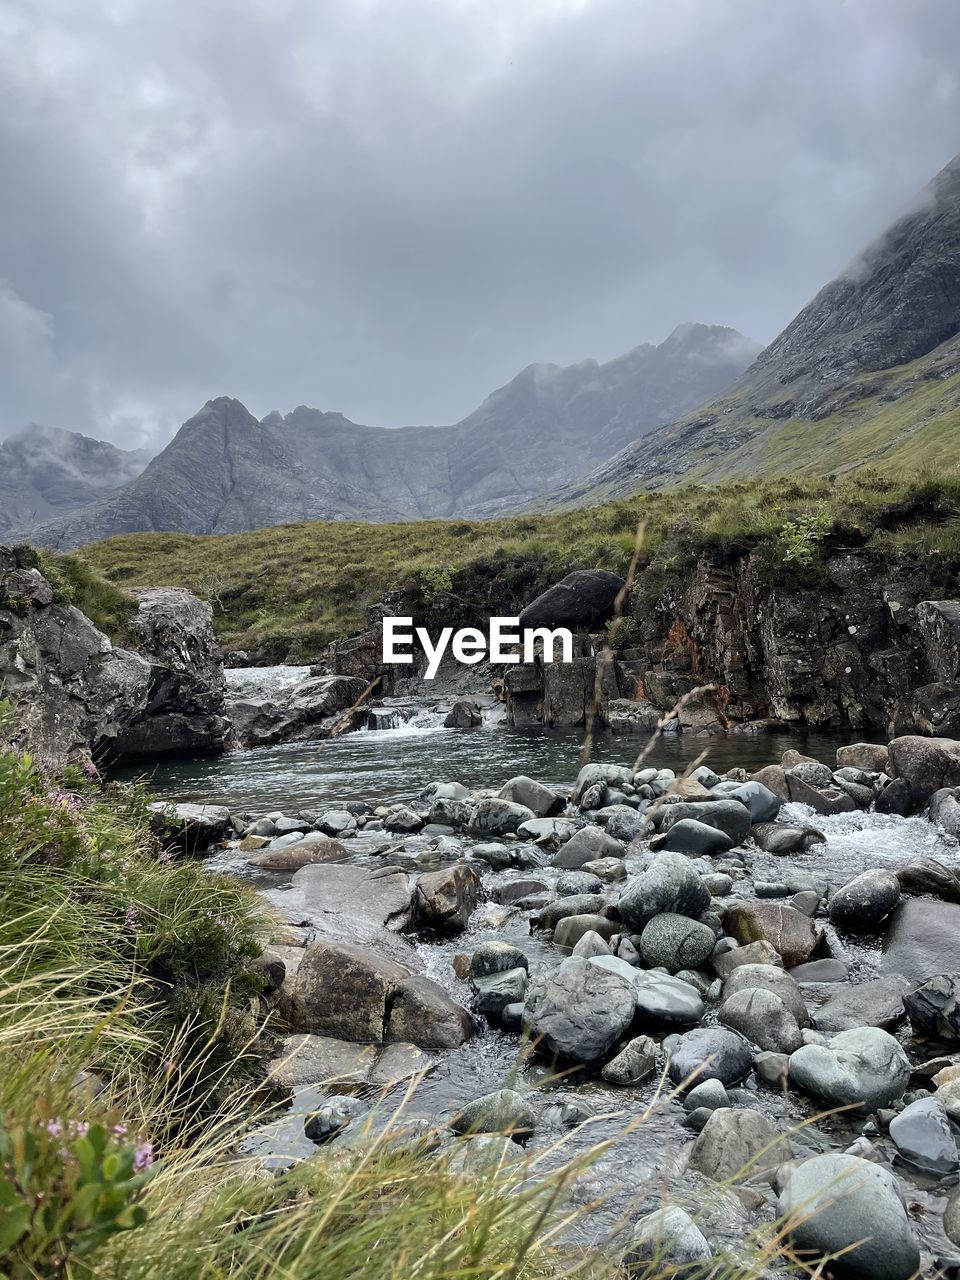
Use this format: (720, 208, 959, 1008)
(1, 0, 959, 449)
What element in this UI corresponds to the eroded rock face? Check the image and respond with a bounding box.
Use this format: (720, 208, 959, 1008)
(0, 548, 228, 765)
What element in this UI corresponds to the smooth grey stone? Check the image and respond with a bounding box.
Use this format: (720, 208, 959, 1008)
(789, 1027, 910, 1112)
(668, 1027, 753, 1088)
(814, 975, 910, 1034)
(888, 1096, 959, 1174)
(623, 1206, 712, 1270)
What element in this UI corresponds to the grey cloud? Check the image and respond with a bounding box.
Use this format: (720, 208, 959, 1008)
(0, 0, 958, 447)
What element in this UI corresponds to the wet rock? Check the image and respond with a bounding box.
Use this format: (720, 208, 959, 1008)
(317, 809, 357, 837)
(284, 863, 415, 947)
(472, 967, 529, 1018)
(703, 872, 734, 896)
(719, 988, 803, 1053)
(712, 939, 784, 976)
(786, 761, 833, 789)
(571, 762, 633, 805)
(930, 787, 960, 837)
(519, 569, 625, 632)
(287, 942, 413, 1041)
(622, 1206, 712, 1272)
(553, 913, 617, 950)
(517, 816, 577, 843)
(837, 742, 890, 772)
(755, 1051, 789, 1089)
(815, 975, 911, 1034)
(688, 1107, 791, 1185)
(828, 870, 901, 931)
(414, 863, 480, 933)
(603, 805, 648, 843)
(428, 796, 473, 827)
(639, 913, 716, 973)
(523, 956, 636, 1062)
(247, 832, 348, 870)
(304, 1094, 367, 1144)
(555, 870, 602, 896)
(718, 780, 781, 822)
(875, 777, 913, 815)
(896, 855, 960, 902)
(469, 941, 529, 978)
(571, 930, 611, 958)
(148, 801, 234, 854)
(444, 700, 482, 728)
(618, 853, 711, 931)
(655, 818, 733, 855)
(944, 1186, 960, 1250)
(882, 898, 960, 985)
(631, 971, 706, 1025)
(469, 798, 535, 836)
(788, 1027, 910, 1112)
(684, 1078, 729, 1112)
(888, 734, 960, 806)
(267, 1034, 379, 1090)
(383, 805, 424, 834)
(552, 826, 624, 869)
(668, 1027, 753, 1088)
(778, 1154, 920, 1280)
(790, 958, 848, 983)
(498, 776, 564, 817)
(450, 1088, 536, 1139)
(658, 799, 751, 846)
(888, 1096, 959, 1174)
(903, 973, 960, 1041)
(724, 902, 819, 969)
(601, 1035, 657, 1085)
(489, 879, 548, 907)
(536, 894, 606, 930)
(386, 976, 473, 1049)
(582, 856, 627, 882)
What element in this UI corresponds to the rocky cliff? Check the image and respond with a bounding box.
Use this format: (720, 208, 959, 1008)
(542, 152, 960, 507)
(0, 547, 228, 765)
(17, 325, 758, 547)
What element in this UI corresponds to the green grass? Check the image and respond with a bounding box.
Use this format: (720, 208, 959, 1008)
(77, 471, 960, 661)
(8, 545, 139, 644)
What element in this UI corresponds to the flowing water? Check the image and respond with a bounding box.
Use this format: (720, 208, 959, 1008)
(110, 694, 960, 1266)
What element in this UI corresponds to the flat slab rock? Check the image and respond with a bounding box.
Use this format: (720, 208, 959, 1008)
(267, 1034, 436, 1090)
(263, 862, 414, 953)
(882, 897, 960, 986)
(812, 975, 911, 1034)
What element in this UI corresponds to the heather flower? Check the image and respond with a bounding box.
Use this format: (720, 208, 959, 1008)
(124, 904, 141, 931)
(133, 1140, 154, 1171)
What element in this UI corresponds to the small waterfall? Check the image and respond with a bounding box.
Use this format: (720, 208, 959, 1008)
(225, 664, 312, 698)
(364, 702, 450, 732)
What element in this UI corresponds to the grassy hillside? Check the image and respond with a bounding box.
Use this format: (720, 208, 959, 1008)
(75, 471, 960, 662)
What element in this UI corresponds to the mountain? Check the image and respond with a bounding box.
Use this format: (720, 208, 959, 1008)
(542, 154, 960, 507)
(0, 426, 151, 539)
(15, 324, 759, 547)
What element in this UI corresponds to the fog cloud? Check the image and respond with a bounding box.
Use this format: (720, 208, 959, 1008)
(0, 0, 958, 447)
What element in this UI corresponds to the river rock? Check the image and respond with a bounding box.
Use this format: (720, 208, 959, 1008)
(383, 805, 424, 834)
(882, 898, 960, 984)
(658, 799, 752, 846)
(750, 822, 825, 856)
(286, 941, 414, 1041)
(450, 1088, 536, 1139)
(837, 742, 889, 772)
(887, 734, 960, 806)
(472, 968, 529, 1018)
(688, 1107, 791, 1185)
(571, 930, 611, 958)
(553, 826, 624, 869)
(603, 805, 648, 843)
(148, 801, 234, 854)
(929, 786, 960, 837)
(386, 975, 473, 1048)
(896, 855, 960, 902)
(788, 1027, 910, 1112)
(828, 870, 901, 931)
(555, 870, 602, 896)
(517, 816, 577, 843)
(498, 776, 564, 817)
(247, 832, 348, 870)
(536, 894, 606, 930)
(267, 1034, 379, 1089)
(639, 913, 716, 973)
(778, 1154, 920, 1280)
(622, 1206, 712, 1271)
(668, 1027, 753, 1088)
(444, 700, 482, 728)
(519, 569, 625, 632)
(523, 957, 636, 1062)
(718, 780, 781, 822)
(722, 964, 808, 1025)
(888, 1096, 959, 1174)
(469, 798, 535, 836)
(903, 973, 960, 1041)
(655, 818, 733, 855)
(414, 863, 480, 933)
(724, 902, 819, 968)
(814, 975, 910, 1034)
(428, 795, 473, 827)
(553, 914, 617, 950)
(718, 988, 803, 1053)
(281, 863, 415, 949)
(790, 958, 848, 983)
(590, 954, 704, 1022)
(601, 1035, 657, 1085)
(304, 1094, 367, 1144)
(618, 853, 711, 931)
(469, 940, 529, 978)
(712, 939, 784, 976)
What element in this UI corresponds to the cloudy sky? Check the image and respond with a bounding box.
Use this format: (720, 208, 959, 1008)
(1, 0, 959, 449)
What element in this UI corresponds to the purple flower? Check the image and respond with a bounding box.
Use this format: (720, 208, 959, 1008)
(124, 905, 141, 931)
(133, 1140, 154, 1172)
(82, 760, 99, 781)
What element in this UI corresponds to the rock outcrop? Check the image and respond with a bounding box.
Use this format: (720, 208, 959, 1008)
(0, 546, 228, 765)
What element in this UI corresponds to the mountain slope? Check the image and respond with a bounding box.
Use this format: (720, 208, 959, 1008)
(541, 154, 960, 507)
(17, 324, 758, 547)
(0, 426, 150, 539)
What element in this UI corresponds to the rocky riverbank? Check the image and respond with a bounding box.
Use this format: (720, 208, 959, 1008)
(149, 731, 960, 1276)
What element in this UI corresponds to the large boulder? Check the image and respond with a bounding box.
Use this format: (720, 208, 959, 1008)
(778, 1155, 920, 1280)
(718, 988, 803, 1053)
(553, 825, 624, 869)
(688, 1108, 791, 1186)
(724, 902, 819, 968)
(522, 957, 636, 1063)
(618, 853, 711, 931)
(519, 570, 625, 631)
(828, 870, 901, 931)
(658, 799, 751, 846)
(498, 776, 563, 817)
(228, 673, 368, 747)
(814, 975, 910, 1034)
(469, 798, 536, 836)
(414, 863, 480, 933)
(148, 801, 235, 854)
(888, 1096, 959, 1174)
(887, 734, 960, 805)
(639, 913, 716, 973)
(385, 976, 474, 1049)
(788, 1027, 910, 1112)
(930, 787, 960, 837)
(286, 941, 414, 1041)
(882, 897, 960, 985)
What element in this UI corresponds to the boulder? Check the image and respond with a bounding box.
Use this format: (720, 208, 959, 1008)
(414, 863, 481, 933)
(472, 967, 528, 1018)
(895, 855, 960, 902)
(828, 870, 901, 931)
(469, 941, 529, 979)
(603, 805, 648, 843)
(148, 801, 234, 854)
(450, 1088, 536, 1139)
(718, 988, 803, 1053)
(902, 973, 960, 1041)
(247, 833, 347, 870)
(519, 569, 625, 631)
(553, 914, 618, 950)
(444, 700, 482, 728)
(656, 818, 733, 855)
(688, 1108, 791, 1186)
(836, 743, 890, 772)
(386, 976, 473, 1049)
(667, 1027, 753, 1088)
(658, 799, 751, 846)
(888, 1096, 959, 1174)
(788, 1027, 910, 1112)
(930, 787, 960, 837)
(724, 902, 819, 968)
(722, 964, 808, 1025)
(778, 1154, 920, 1280)
(498, 776, 564, 817)
(887, 734, 960, 805)
(622, 1206, 712, 1272)
(639, 913, 716, 974)
(712, 940, 784, 976)
(750, 822, 824, 855)
(815, 975, 911, 1034)
(286, 941, 413, 1041)
(882, 898, 960, 985)
(469, 798, 535, 835)
(601, 1035, 657, 1086)
(522, 957, 636, 1063)
(618, 853, 711, 931)
(571, 762, 633, 805)
(552, 825, 624, 869)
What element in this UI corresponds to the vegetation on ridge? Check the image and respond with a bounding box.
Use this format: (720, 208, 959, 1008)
(76, 470, 960, 662)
